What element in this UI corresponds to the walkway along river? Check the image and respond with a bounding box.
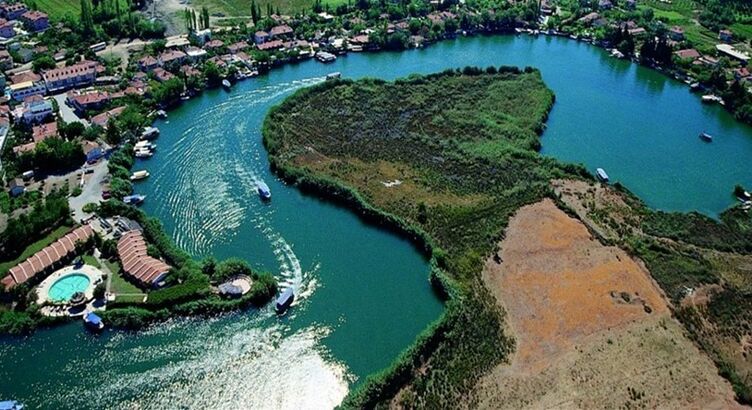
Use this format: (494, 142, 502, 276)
(2, 34, 752, 409)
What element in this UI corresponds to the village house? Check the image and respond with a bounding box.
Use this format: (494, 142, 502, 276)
(719, 29, 733, 43)
(716, 43, 750, 65)
(674, 48, 701, 61)
(66, 90, 119, 114)
(228, 41, 249, 54)
(185, 46, 207, 62)
(0, 18, 14, 38)
(269, 25, 293, 39)
(83, 140, 103, 163)
(734, 67, 751, 81)
(9, 80, 46, 101)
(0, 49, 12, 69)
(253, 31, 269, 45)
(598, 0, 613, 10)
(91, 106, 125, 128)
(204, 39, 224, 50)
(17, 95, 52, 124)
(138, 55, 159, 72)
(43, 60, 98, 92)
(20, 10, 48, 32)
(11, 70, 40, 85)
(180, 65, 201, 78)
(0, 3, 27, 20)
(158, 49, 187, 66)
(16, 47, 33, 63)
(257, 40, 283, 51)
(152, 67, 175, 82)
(668, 26, 684, 41)
(192, 28, 211, 45)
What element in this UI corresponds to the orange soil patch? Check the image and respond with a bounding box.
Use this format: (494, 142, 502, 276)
(483, 199, 667, 372)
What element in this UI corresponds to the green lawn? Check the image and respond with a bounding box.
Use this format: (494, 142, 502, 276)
(106, 260, 145, 299)
(0, 225, 73, 274)
(81, 254, 101, 268)
(27, 0, 129, 22)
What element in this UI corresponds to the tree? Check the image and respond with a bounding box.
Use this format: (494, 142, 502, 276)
(214, 258, 253, 282)
(105, 118, 123, 145)
(32, 54, 56, 72)
(80, 0, 96, 35)
(60, 122, 86, 139)
(251, 0, 259, 23)
(201, 6, 210, 29)
(203, 60, 222, 86)
(93, 282, 106, 299)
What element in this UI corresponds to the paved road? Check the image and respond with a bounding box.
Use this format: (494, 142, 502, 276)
(69, 159, 108, 222)
(52, 94, 89, 126)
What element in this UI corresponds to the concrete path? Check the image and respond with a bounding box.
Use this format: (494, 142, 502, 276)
(69, 159, 108, 222)
(52, 93, 89, 126)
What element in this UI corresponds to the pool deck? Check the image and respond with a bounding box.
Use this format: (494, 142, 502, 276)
(36, 264, 104, 306)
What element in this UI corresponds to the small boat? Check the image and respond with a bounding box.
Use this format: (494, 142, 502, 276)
(222, 79, 232, 89)
(275, 287, 294, 314)
(156, 110, 167, 119)
(257, 181, 271, 200)
(701, 94, 724, 104)
(326, 72, 341, 80)
(141, 126, 160, 140)
(596, 168, 609, 182)
(123, 194, 146, 205)
(83, 312, 104, 331)
(0, 400, 24, 410)
(699, 132, 713, 142)
(135, 150, 153, 158)
(134, 141, 156, 151)
(130, 170, 150, 181)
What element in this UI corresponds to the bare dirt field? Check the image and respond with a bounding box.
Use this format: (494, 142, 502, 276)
(473, 199, 741, 409)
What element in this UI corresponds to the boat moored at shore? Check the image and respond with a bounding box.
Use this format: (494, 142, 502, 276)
(222, 79, 232, 89)
(130, 170, 150, 181)
(596, 168, 609, 182)
(123, 195, 146, 206)
(83, 312, 104, 332)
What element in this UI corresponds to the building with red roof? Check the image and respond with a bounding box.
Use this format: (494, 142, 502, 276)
(43, 61, 97, 92)
(117, 230, 171, 287)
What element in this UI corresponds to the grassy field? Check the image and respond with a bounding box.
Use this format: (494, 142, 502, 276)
(0, 225, 72, 274)
(105, 259, 145, 299)
(27, 0, 130, 22)
(81, 254, 101, 268)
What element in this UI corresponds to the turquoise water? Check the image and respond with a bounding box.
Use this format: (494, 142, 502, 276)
(47, 274, 90, 302)
(2, 35, 752, 409)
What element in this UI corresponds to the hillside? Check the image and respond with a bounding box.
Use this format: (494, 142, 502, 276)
(262, 69, 751, 407)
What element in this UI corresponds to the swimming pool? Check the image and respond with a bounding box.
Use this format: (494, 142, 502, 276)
(48, 274, 91, 302)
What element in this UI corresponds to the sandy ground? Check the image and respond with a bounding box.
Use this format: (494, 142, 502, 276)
(473, 199, 741, 409)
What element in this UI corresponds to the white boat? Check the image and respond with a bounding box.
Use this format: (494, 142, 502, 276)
(701, 95, 724, 104)
(134, 141, 156, 151)
(135, 150, 153, 158)
(315, 51, 337, 63)
(123, 194, 146, 205)
(596, 168, 609, 182)
(222, 79, 232, 89)
(141, 127, 160, 140)
(326, 72, 341, 80)
(130, 170, 150, 181)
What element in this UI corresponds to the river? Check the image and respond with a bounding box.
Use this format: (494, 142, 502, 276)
(2, 34, 752, 409)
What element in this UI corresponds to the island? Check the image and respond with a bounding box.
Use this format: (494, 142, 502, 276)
(263, 68, 752, 407)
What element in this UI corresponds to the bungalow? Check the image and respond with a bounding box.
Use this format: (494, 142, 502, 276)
(674, 48, 701, 61)
(12, 141, 35, 155)
(164, 35, 190, 49)
(10, 70, 40, 84)
(117, 230, 171, 287)
(257, 39, 283, 51)
(9, 80, 45, 101)
(716, 44, 750, 65)
(67, 90, 114, 114)
(598, 0, 613, 9)
(90, 106, 125, 128)
(668, 26, 684, 41)
(43, 60, 98, 93)
(253, 30, 269, 44)
(180, 65, 201, 77)
(20, 10, 48, 32)
(1, 225, 94, 289)
(152, 67, 175, 82)
(138, 55, 159, 72)
(719, 29, 733, 43)
(0, 19, 14, 38)
(578, 12, 601, 25)
(18, 95, 52, 123)
(0, 3, 27, 20)
(16, 47, 33, 63)
(269, 24, 293, 39)
(32, 121, 57, 142)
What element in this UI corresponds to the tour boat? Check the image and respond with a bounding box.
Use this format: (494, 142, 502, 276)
(596, 168, 609, 182)
(316, 51, 337, 63)
(134, 141, 156, 151)
(130, 170, 150, 181)
(699, 132, 713, 142)
(141, 126, 160, 140)
(275, 287, 294, 314)
(257, 181, 271, 200)
(135, 150, 153, 158)
(123, 195, 146, 205)
(83, 312, 104, 331)
(222, 79, 232, 89)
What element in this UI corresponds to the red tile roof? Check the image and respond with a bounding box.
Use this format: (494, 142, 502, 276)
(3, 225, 93, 289)
(44, 61, 97, 82)
(117, 230, 171, 285)
(257, 40, 283, 51)
(32, 121, 57, 142)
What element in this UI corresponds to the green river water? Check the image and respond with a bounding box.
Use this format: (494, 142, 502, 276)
(2, 34, 752, 409)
